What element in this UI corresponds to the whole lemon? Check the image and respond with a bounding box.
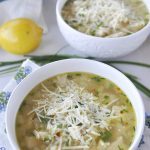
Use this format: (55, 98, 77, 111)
(0, 18, 43, 55)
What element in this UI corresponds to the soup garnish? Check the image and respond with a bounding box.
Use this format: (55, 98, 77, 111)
(62, 0, 150, 37)
(16, 72, 136, 150)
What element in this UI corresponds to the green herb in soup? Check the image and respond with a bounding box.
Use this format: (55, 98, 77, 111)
(16, 72, 136, 150)
(62, 0, 150, 37)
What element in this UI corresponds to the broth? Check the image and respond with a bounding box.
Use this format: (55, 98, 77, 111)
(16, 72, 136, 150)
(62, 0, 149, 37)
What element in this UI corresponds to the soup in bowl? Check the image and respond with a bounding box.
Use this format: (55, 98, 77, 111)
(62, 0, 149, 38)
(6, 59, 145, 150)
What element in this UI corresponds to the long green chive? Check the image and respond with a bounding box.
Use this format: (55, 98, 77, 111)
(0, 59, 25, 67)
(103, 60, 150, 68)
(0, 65, 20, 74)
(126, 74, 150, 97)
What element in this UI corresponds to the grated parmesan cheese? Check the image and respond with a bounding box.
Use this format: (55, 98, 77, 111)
(29, 75, 125, 149)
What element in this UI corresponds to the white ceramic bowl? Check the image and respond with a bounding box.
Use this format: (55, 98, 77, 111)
(6, 59, 145, 150)
(56, 0, 150, 59)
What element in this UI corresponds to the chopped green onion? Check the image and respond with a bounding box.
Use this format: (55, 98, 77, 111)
(99, 130, 112, 142)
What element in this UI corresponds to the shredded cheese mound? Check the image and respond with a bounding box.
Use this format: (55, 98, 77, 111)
(30, 76, 125, 149)
(62, 0, 149, 37)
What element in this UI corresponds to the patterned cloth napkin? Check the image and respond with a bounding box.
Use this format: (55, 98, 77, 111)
(0, 59, 40, 150)
(0, 59, 149, 150)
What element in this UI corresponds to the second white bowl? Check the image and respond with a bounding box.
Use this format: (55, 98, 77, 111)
(56, 0, 150, 59)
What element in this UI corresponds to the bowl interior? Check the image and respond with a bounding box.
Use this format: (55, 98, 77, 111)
(6, 59, 145, 150)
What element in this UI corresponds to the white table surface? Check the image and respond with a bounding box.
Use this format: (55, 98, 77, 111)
(0, 0, 149, 110)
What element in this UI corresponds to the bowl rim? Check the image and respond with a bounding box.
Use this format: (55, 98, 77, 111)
(56, 0, 150, 40)
(6, 59, 145, 150)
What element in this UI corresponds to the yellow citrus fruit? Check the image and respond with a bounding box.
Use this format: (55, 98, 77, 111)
(0, 18, 43, 55)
